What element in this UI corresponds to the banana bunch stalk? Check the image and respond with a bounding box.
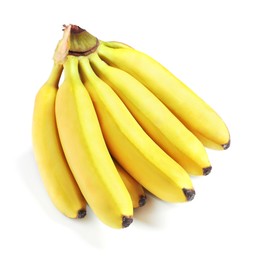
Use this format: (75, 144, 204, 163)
(32, 24, 230, 229)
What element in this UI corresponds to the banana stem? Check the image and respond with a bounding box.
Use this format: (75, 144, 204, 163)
(46, 63, 63, 87)
(67, 24, 99, 56)
(63, 56, 80, 82)
(79, 57, 98, 84)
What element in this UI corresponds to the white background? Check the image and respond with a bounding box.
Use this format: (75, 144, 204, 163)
(1, 0, 256, 259)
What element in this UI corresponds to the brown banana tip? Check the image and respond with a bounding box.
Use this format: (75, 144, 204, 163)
(122, 216, 133, 228)
(203, 166, 212, 176)
(222, 140, 230, 150)
(139, 195, 147, 207)
(77, 209, 87, 219)
(182, 188, 195, 201)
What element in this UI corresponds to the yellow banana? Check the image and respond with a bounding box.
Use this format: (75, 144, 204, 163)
(114, 160, 146, 208)
(101, 40, 133, 49)
(89, 53, 212, 176)
(55, 55, 133, 229)
(97, 44, 230, 150)
(79, 56, 195, 203)
(32, 63, 87, 219)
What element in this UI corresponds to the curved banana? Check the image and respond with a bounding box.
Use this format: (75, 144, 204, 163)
(97, 44, 230, 150)
(32, 63, 87, 219)
(79, 56, 195, 203)
(89, 53, 212, 176)
(55, 55, 133, 229)
(114, 160, 146, 208)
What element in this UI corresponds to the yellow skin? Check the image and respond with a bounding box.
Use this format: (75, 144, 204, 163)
(89, 52, 212, 176)
(101, 40, 133, 49)
(55, 56, 133, 229)
(114, 160, 146, 208)
(79, 57, 195, 203)
(98, 43, 230, 150)
(32, 63, 87, 219)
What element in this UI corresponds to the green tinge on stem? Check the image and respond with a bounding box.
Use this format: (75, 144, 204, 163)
(68, 25, 99, 56)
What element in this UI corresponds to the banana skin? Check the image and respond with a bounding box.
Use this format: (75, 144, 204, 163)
(55, 56, 133, 228)
(79, 56, 195, 203)
(32, 63, 87, 219)
(114, 160, 147, 208)
(97, 44, 230, 150)
(89, 52, 212, 176)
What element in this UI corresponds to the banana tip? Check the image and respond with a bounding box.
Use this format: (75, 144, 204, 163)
(222, 140, 230, 150)
(122, 216, 133, 228)
(139, 195, 147, 207)
(77, 209, 87, 219)
(203, 166, 212, 176)
(183, 188, 195, 201)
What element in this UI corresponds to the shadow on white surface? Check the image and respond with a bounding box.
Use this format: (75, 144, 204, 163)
(133, 191, 178, 228)
(18, 148, 176, 237)
(17, 148, 112, 246)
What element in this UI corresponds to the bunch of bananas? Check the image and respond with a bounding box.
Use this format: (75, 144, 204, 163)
(32, 24, 230, 229)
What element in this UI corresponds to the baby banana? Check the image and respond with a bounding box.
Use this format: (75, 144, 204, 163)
(32, 63, 87, 219)
(55, 55, 133, 229)
(89, 52, 212, 176)
(79, 56, 195, 203)
(97, 44, 230, 150)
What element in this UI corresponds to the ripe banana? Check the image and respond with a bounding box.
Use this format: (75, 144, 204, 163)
(97, 44, 230, 150)
(114, 160, 146, 208)
(89, 52, 212, 176)
(101, 40, 133, 49)
(32, 63, 87, 219)
(79, 56, 195, 203)
(55, 55, 133, 229)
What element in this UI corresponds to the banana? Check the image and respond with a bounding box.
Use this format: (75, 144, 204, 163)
(55, 55, 133, 229)
(101, 40, 133, 49)
(79, 56, 195, 203)
(32, 63, 87, 219)
(89, 53, 212, 176)
(114, 159, 146, 208)
(97, 44, 230, 150)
